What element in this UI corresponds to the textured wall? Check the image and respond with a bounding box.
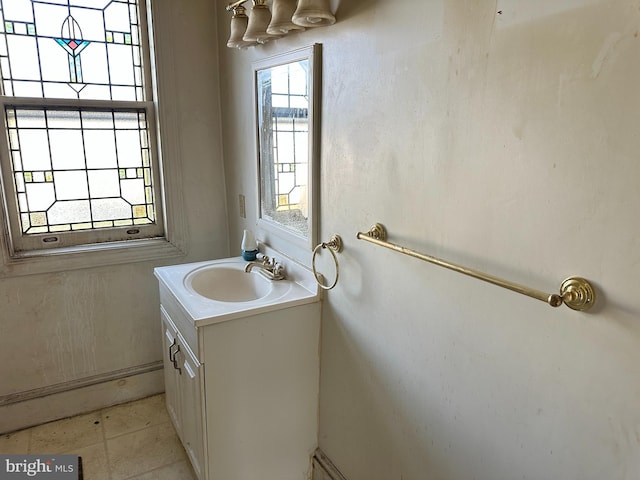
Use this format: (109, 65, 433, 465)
(217, 0, 640, 479)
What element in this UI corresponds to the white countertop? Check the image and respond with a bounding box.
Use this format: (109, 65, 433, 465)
(154, 254, 320, 327)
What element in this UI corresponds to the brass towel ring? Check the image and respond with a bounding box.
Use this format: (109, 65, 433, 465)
(312, 235, 343, 290)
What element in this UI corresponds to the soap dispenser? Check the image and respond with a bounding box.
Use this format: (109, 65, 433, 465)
(241, 229, 259, 261)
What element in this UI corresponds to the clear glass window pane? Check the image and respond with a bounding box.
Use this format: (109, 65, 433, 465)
(121, 178, 145, 204)
(4, 0, 34, 22)
(116, 130, 142, 167)
(84, 130, 117, 168)
(91, 198, 130, 221)
(47, 110, 81, 129)
(49, 130, 85, 170)
(88, 170, 120, 197)
(7, 36, 40, 81)
(18, 130, 51, 170)
(16, 109, 46, 128)
(53, 171, 89, 200)
(25, 183, 55, 211)
(48, 200, 91, 226)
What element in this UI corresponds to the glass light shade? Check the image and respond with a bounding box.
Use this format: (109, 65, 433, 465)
(292, 0, 336, 27)
(267, 0, 305, 35)
(227, 7, 257, 48)
(243, 1, 278, 44)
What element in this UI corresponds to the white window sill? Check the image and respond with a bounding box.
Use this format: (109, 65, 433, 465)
(0, 238, 185, 277)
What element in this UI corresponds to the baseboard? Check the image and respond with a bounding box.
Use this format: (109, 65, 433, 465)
(0, 362, 164, 434)
(313, 449, 348, 480)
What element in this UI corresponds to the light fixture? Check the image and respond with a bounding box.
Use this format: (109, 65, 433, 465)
(226, 0, 336, 49)
(292, 0, 336, 27)
(226, 6, 256, 49)
(243, 0, 278, 45)
(267, 0, 305, 35)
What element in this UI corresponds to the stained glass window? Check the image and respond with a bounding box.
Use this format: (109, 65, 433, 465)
(0, 0, 144, 100)
(6, 107, 154, 233)
(0, 0, 161, 251)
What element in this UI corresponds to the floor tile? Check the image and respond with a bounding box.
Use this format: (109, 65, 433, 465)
(107, 422, 187, 480)
(29, 411, 103, 454)
(0, 428, 30, 453)
(102, 394, 170, 439)
(125, 460, 197, 480)
(1, 395, 199, 480)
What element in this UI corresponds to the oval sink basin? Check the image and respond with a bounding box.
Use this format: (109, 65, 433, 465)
(185, 266, 273, 302)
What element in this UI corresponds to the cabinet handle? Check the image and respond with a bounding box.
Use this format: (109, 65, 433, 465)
(172, 345, 182, 375)
(168, 338, 177, 360)
(168, 339, 182, 374)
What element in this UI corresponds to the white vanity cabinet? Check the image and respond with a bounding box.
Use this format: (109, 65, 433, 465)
(160, 306, 205, 480)
(155, 257, 321, 480)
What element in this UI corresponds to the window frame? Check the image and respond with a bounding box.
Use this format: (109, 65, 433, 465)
(0, 0, 186, 277)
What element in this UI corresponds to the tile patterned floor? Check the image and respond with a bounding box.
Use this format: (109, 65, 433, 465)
(0, 394, 197, 480)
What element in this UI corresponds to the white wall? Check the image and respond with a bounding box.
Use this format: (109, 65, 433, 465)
(218, 0, 640, 479)
(0, 0, 229, 432)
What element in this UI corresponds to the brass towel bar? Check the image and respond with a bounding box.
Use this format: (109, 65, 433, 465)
(356, 224, 596, 311)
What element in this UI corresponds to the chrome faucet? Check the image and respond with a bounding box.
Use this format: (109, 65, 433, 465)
(244, 255, 286, 281)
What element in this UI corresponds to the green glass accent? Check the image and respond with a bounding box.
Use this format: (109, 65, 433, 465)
(5, 22, 13, 34)
(145, 186, 152, 203)
(45, 171, 53, 182)
(137, 167, 143, 178)
(24, 172, 33, 183)
(143, 168, 150, 185)
(125, 33, 132, 45)
(106, 31, 113, 43)
(27, 23, 35, 35)
(119, 169, 126, 179)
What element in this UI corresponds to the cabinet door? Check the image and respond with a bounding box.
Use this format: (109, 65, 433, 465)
(177, 336, 205, 480)
(160, 308, 181, 436)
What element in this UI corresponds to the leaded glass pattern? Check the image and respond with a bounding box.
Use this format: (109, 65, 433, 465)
(0, 0, 160, 248)
(0, 0, 144, 100)
(258, 60, 309, 237)
(6, 107, 155, 233)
